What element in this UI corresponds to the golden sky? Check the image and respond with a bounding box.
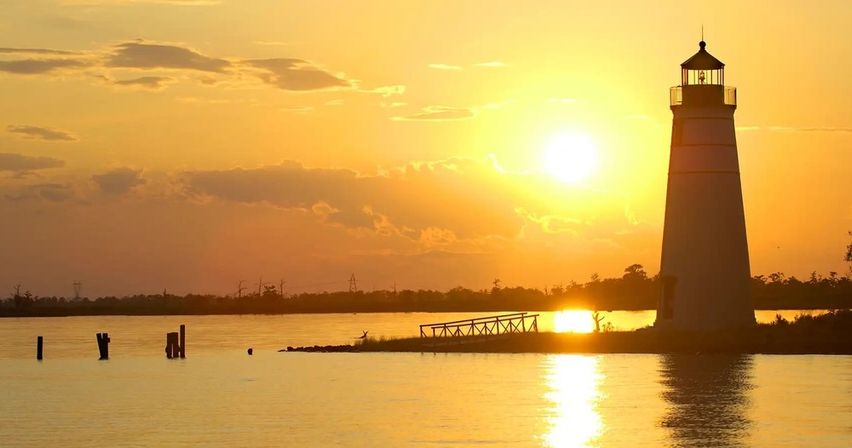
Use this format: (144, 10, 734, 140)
(1, 0, 850, 296)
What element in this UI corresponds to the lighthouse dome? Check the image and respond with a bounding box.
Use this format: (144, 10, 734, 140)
(681, 41, 725, 69)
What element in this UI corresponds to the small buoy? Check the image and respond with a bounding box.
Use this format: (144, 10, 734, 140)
(247, 348, 253, 355)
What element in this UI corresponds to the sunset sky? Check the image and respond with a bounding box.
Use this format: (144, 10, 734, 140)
(1, 0, 850, 297)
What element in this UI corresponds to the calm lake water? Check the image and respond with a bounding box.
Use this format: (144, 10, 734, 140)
(1, 312, 850, 447)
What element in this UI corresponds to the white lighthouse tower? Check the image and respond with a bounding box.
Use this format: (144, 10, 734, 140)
(655, 40, 755, 331)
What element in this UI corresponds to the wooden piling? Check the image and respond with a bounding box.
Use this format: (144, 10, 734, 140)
(178, 324, 186, 358)
(37, 336, 43, 360)
(165, 332, 179, 359)
(96, 332, 110, 360)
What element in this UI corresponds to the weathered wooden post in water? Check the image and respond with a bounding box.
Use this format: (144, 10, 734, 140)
(165, 324, 186, 359)
(165, 332, 179, 358)
(37, 336, 43, 360)
(96, 332, 110, 360)
(179, 324, 186, 359)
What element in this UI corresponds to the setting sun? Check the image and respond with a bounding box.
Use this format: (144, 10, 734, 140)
(553, 310, 596, 333)
(542, 133, 600, 184)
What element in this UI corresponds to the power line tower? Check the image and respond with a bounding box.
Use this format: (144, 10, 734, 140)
(279, 279, 286, 299)
(348, 273, 358, 293)
(72, 281, 82, 300)
(237, 280, 246, 298)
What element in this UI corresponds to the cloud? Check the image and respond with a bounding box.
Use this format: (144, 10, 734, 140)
(0, 153, 65, 173)
(181, 159, 524, 239)
(252, 41, 294, 47)
(7, 125, 77, 141)
(280, 105, 314, 114)
(245, 58, 350, 91)
(0, 58, 89, 75)
(0, 48, 78, 56)
(61, 0, 220, 5)
(428, 61, 507, 70)
(113, 76, 174, 90)
(515, 208, 582, 235)
(4, 183, 75, 202)
(474, 61, 508, 68)
(1, 42, 397, 99)
(108, 41, 230, 73)
(362, 85, 405, 97)
(392, 106, 475, 121)
(428, 63, 462, 71)
(92, 167, 146, 194)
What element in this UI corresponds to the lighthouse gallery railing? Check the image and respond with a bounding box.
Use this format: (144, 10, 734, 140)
(670, 86, 737, 106)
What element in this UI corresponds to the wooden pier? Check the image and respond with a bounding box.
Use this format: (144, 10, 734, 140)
(419, 312, 539, 338)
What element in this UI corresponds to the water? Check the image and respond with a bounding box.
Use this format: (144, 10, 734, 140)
(1, 313, 849, 447)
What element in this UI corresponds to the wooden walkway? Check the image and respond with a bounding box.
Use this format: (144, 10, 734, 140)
(419, 312, 539, 338)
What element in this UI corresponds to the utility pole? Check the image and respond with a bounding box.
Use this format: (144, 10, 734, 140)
(393, 280, 397, 295)
(237, 280, 246, 298)
(279, 279, 286, 299)
(348, 273, 358, 293)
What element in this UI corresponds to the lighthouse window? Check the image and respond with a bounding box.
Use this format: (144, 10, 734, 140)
(685, 69, 723, 86)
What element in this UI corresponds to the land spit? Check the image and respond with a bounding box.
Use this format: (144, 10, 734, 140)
(284, 310, 852, 354)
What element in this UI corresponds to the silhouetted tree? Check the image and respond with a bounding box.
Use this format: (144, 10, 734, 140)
(491, 278, 503, 294)
(623, 264, 648, 280)
(846, 231, 851, 262)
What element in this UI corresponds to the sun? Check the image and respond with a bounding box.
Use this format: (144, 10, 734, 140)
(542, 132, 599, 184)
(553, 310, 595, 333)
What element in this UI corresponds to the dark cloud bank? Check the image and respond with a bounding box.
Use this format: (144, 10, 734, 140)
(7, 125, 77, 141)
(92, 167, 146, 194)
(0, 153, 65, 172)
(182, 160, 522, 239)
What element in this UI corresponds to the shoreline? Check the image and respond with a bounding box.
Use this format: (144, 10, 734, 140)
(0, 307, 843, 318)
(353, 331, 852, 355)
(349, 310, 852, 355)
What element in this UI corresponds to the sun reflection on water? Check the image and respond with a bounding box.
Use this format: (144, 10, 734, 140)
(543, 355, 603, 448)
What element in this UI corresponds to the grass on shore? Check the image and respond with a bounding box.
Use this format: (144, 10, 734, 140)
(355, 309, 852, 354)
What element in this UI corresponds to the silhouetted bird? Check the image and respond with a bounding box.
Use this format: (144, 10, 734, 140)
(356, 331, 368, 339)
(247, 347, 253, 355)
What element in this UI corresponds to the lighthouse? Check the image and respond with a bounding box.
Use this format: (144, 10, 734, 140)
(655, 41, 755, 331)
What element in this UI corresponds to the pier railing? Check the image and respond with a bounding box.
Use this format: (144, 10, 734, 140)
(419, 312, 539, 338)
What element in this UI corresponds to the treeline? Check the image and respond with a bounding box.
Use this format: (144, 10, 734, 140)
(1, 264, 850, 317)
